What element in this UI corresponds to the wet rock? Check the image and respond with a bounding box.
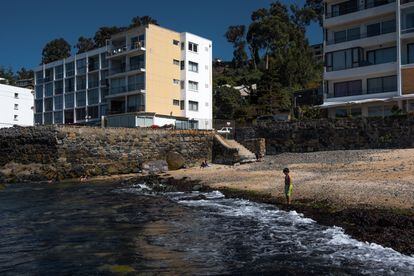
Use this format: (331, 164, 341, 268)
(180, 194, 207, 201)
(193, 184, 202, 191)
(166, 151, 186, 170)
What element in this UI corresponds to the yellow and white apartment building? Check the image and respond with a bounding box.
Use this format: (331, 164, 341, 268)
(33, 24, 213, 129)
(322, 0, 414, 118)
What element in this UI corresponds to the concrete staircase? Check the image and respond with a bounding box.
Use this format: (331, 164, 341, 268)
(214, 134, 257, 164)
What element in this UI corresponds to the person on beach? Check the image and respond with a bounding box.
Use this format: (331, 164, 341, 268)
(283, 168, 293, 205)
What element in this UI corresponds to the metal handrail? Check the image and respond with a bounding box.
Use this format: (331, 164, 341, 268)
(325, 0, 395, 18)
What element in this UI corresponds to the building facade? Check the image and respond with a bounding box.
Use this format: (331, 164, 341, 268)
(0, 84, 34, 128)
(322, 0, 414, 118)
(34, 24, 213, 129)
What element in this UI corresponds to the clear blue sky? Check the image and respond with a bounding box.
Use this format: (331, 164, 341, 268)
(0, 0, 322, 71)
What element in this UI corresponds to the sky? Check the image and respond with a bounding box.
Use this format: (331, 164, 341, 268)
(0, 0, 322, 71)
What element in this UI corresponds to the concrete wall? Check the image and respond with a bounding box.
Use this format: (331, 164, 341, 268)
(0, 126, 213, 182)
(236, 116, 414, 154)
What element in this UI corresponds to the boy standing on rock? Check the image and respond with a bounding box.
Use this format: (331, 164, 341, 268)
(283, 168, 293, 205)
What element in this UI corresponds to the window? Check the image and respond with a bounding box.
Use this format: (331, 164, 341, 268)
(334, 30, 347, 43)
(367, 23, 381, 37)
(331, 0, 358, 17)
(14, 104, 18, 110)
(366, 47, 396, 65)
(35, 99, 43, 113)
(180, 100, 185, 110)
(180, 81, 185, 89)
(14, 115, 18, 121)
(188, 42, 198, 53)
(188, 61, 198, 73)
(88, 106, 99, 119)
(180, 60, 185, 70)
(35, 85, 43, 99)
(76, 58, 86, 75)
(325, 48, 362, 71)
(45, 83, 53, 97)
(382, 19, 396, 34)
(65, 110, 74, 124)
(130, 55, 145, 70)
(14, 93, 19, 99)
(54, 95, 63, 110)
(34, 114, 43, 125)
(408, 44, 414, 64)
(45, 68, 53, 82)
(54, 111, 63, 124)
(173, 79, 180, 85)
(76, 76, 86, 90)
(65, 78, 75, 92)
(76, 91, 86, 107)
(76, 108, 86, 121)
(173, 99, 180, 106)
(188, 81, 198, 91)
(101, 53, 108, 68)
(88, 88, 100, 105)
(181, 42, 185, 50)
(173, 59, 180, 65)
(55, 65, 63, 79)
(111, 78, 126, 94)
(88, 73, 99, 88)
(128, 74, 145, 91)
(367, 75, 397, 94)
(44, 112, 53, 125)
(35, 71, 43, 84)
(127, 94, 144, 112)
(333, 80, 362, 97)
(44, 98, 53, 111)
(65, 93, 74, 108)
(189, 100, 199, 111)
(350, 108, 362, 117)
(66, 62, 75, 77)
(100, 105, 108, 116)
(54, 80, 63, 95)
(335, 109, 348, 118)
(173, 39, 180, 45)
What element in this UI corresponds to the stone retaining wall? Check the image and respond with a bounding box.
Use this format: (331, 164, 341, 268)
(235, 116, 414, 154)
(0, 126, 214, 182)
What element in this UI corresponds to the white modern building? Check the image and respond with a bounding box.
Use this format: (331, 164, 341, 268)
(33, 24, 213, 129)
(321, 0, 414, 117)
(0, 84, 34, 128)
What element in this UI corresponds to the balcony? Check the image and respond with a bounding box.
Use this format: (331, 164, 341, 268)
(325, 62, 397, 80)
(107, 84, 145, 99)
(108, 63, 146, 78)
(107, 41, 146, 58)
(324, 0, 396, 28)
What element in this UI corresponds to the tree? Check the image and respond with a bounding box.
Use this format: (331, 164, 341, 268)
(75, 36, 96, 54)
(94, 26, 123, 47)
(41, 38, 71, 64)
(16, 67, 34, 80)
(0, 66, 15, 84)
(213, 86, 244, 119)
(129, 16, 159, 28)
(225, 25, 248, 68)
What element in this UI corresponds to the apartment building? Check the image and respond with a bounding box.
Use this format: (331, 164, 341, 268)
(0, 84, 34, 128)
(322, 0, 414, 118)
(33, 24, 213, 129)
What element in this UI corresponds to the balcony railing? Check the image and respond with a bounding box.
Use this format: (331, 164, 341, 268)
(107, 41, 145, 57)
(326, 59, 396, 72)
(327, 88, 396, 98)
(88, 63, 99, 72)
(401, 27, 414, 34)
(401, 0, 414, 4)
(326, 0, 395, 18)
(88, 81, 99, 88)
(127, 105, 145, 113)
(109, 63, 145, 75)
(326, 30, 395, 45)
(128, 83, 145, 92)
(110, 84, 145, 95)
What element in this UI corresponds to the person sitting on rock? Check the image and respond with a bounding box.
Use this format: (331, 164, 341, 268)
(200, 160, 210, 168)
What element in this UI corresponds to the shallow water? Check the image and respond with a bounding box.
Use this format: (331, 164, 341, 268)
(0, 182, 413, 275)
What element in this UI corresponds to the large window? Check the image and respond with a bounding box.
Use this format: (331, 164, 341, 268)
(189, 100, 199, 111)
(65, 78, 75, 92)
(54, 80, 63, 95)
(76, 58, 86, 75)
(101, 53, 108, 68)
(88, 88, 100, 105)
(368, 106, 383, 117)
(88, 73, 99, 88)
(325, 48, 362, 71)
(65, 93, 74, 108)
(333, 80, 362, 97)
(35, 85, 43, 99)
(54, 95, 63, 110)
(76, 91, 86, 107)
(367, 75, 397, 94)
(366, 47, 396, 65)
(44, 112, 53, 125)
(55, 65, 63, 79)
(76, 108, 86, 121)
(333, 27, 360, 44)
(45, 83, 53, 97)
(35, 99, 43, 113)
(65, 62, 74, 77)
(35, 71, 43, 84)
(110, 78, 126, 94)
(127, 94, 145, 112)
(408, 44, 414, 64)
(44, 98, 53, 111)
(76, 76, 86, 90)
(130, 55, 145, 70)
(331, 0, 358, 17)
(188, 61, 198, 73)
(65, 110, 74, 124)
(54, 111, 63, 124)
(128, 74, 145, 91)
(88, 106, 99, 119)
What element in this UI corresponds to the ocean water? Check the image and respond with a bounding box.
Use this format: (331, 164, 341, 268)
(0, 182, 413, 275)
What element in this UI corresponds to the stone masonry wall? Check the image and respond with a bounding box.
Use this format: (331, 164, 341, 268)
(235, 116, 414, 154)
(0, 126, 214, 182)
